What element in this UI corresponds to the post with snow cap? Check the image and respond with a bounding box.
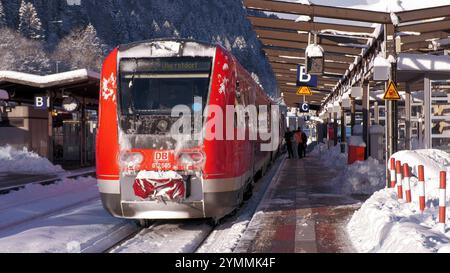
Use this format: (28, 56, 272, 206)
(439, 171, 446, 229)
(390, 158, 396, 188)
(396, 161, 403, 200)
(418, 165, 426, 213)
(403, 163, 412, 203)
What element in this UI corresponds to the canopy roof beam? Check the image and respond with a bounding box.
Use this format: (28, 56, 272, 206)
(244, 0, 391, 24)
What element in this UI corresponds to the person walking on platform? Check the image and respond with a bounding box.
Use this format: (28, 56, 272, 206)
(301, 130, 308, 158)
(284, 129, 294, 159)
(294, 128, 304, 159)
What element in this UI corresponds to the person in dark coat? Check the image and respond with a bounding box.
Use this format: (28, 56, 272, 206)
(284, 129, 294, 159)
(294, 128, 304, 159)
(301, 130, 308, 158)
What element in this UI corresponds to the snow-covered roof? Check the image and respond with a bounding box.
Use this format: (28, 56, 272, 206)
(0, 69, 100, 89)
(397, 53, 450, 72)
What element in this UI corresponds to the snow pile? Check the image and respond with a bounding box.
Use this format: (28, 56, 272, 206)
(348, 136, 366, 147)
(311, 143, 347, 169)
(340, 157, 386, 195)
(348, 188, 450, 253)
(311, 143, 386, 195)
(391, 149, 450, 197)
(348, 149, 450, 253)
(0, 145, 64, 174)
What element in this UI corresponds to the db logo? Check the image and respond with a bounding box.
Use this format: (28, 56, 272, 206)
(155, 152, 170, 162)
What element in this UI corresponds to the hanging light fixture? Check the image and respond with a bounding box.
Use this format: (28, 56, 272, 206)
(305, 32, 324, 75)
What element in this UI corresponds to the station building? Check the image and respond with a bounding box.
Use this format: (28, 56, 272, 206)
(0, 69, 100, 169)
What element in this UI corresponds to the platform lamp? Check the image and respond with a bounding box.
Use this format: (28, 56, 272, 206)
(305, 32, 324, 75)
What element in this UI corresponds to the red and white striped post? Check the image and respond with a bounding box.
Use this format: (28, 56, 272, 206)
(396, 161, 403, 200)
(439, 171, 446, 229)
(403, 163, 412, 203)
(418, 165, 426, 213)
(390, 158, 396, 188)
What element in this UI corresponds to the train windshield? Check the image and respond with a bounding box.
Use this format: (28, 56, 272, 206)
(119, 57, 212, 115)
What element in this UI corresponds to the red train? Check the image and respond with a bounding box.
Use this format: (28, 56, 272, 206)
(97, 39, 284, 224)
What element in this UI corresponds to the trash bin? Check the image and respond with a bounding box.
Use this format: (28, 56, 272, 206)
(348, 136, 366, 165)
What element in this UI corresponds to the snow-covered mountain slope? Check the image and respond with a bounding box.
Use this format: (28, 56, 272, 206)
(0, 0, 277, 95)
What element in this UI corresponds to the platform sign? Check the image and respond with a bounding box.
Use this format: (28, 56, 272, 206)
(300, 103, 310, 113)
(297, 86, 313, 96)
(383, 81, 401, 101)
(297, 65, 318, 87)
(34, 96, 50, 109)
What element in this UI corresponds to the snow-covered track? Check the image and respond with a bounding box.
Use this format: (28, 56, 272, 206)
(0, 167, 96, 193)
(0, 198, 139, 253)
(108, 220, 213, 253)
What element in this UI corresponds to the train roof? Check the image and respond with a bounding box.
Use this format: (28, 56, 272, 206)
(118, 38, 215, 52)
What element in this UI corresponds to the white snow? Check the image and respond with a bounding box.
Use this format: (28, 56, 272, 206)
(305, 44, 324, 58)
(348, 149, 450, 253)
(311, 143, 386, 195)
(296, 0, 311, 5)
(349, 136, 366, 147)
(389, 150, 450, 195)
(398, 53, 450, 72)
(0, 145, 64, 175)
(348, 188, 450, 253)
(0, 175, 137, 253)
(295, 15, 312, 22)
(0, 69, 99, 88)
(374, 55, 391, 68)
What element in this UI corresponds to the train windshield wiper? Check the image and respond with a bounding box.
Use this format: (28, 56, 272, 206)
(127, 59, 138, 116)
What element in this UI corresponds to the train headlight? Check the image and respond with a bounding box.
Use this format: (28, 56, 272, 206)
(120, 152, 144, 166)
(178, 152, 205, 165)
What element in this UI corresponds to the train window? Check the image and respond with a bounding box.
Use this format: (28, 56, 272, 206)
(119, 57, 212, 115)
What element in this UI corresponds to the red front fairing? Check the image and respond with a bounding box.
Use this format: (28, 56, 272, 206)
(96, 48, 120, 181)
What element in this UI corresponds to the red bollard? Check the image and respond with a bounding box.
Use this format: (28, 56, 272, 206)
(439, 171, 447, 226)
(418, 165, 426, 213)
(403, 164, 412, 203)
(396, 161, 403, 200)
(390, 158, 396, 188)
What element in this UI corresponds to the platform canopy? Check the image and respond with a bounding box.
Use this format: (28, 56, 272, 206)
(0, 69, 100, 106)
(244, 0, 450, 108)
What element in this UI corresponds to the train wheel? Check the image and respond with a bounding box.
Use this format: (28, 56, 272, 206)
(136, 219, 151, 229)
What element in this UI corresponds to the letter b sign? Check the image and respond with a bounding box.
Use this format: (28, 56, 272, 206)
(297, 65, 318, 88)
(34, 96, 50, 109)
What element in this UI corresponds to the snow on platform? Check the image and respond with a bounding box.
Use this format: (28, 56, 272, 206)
(311, 144, 386, 195)
(0, 145, 64, 175)
(235, 155, 361, 253)
(348, 149, 450, 253)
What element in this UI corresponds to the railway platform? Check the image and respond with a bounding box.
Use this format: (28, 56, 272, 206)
(235, 154, 362, 253)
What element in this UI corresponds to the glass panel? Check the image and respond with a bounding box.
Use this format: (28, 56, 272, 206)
(431, 80, 450, 152)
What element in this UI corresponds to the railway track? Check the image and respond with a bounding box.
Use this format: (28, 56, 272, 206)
(104, 155, 286, 253)
(0, 167, 96, 194)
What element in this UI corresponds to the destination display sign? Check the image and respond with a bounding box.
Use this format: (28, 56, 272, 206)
(120, 57, 212, 73)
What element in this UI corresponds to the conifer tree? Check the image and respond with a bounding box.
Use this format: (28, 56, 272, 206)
(18, 0, 44, 39)
(0, 1, 6, 28)
(53, 23, 104, 71)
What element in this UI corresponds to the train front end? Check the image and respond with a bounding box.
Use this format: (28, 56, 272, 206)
(97, 40, 236, 220)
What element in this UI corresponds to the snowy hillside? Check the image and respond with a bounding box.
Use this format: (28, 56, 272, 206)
(0, 0, 277, 95)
